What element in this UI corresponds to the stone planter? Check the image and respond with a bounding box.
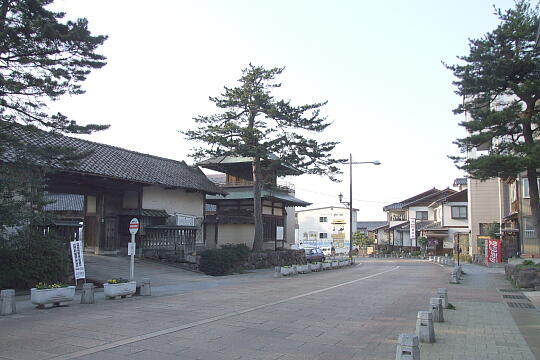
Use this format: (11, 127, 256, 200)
(322, 262, 332, 270)
(310, 262, 322, 272)
(280, 267, 294, 276)
(31, 286, 75, 309)
(339, 260, 348, 267)
(296, 264, 310, 274)
(104, 281, 136, 299)
(331, 261, 339, 268)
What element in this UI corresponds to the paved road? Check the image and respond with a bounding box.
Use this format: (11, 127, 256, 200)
(0, 259, 537, 360)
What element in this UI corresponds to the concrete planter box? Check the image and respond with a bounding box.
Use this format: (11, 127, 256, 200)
(331, 261, 340, 268)
(104, 281, 136, 299)
(310, 263, 322, 272)
(280, 267, 294, 276)
(31, 286, 75, 308)
(322, 262, 332, 270)
(296, 264, 310, 274)
(339, 260, 348, 267)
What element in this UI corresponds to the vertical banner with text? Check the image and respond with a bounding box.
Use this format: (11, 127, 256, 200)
(486, 239, 502, 263)
(70, 240, 86, 280)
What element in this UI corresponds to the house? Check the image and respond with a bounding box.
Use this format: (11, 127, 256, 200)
(41, 193, 85, 242)
(1, 121, 225, 257)
(296, 206, 358, 254)
(382, 188, 457, 253)
(199, 155, 310, 250)
(356, 221, 388, 240)
(422, 189, 469, 255)
(500, 174, 540, 258)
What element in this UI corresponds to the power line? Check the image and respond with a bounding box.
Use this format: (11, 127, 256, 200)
(294, 186, 396, 204)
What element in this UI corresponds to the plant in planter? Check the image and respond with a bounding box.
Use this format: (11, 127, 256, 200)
(31, 282, 76, 309)
(104, 278, 136, 299)
(322, 261, 332, 270)
(280, 266, 294, 276)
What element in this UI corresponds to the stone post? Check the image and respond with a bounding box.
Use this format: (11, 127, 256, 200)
(395, 333, 420, 360)
(140, 278, 151, 296)
(274, 266, 282, 277)
(0, 289, 16, 316)
(80, 283, 95, 304)
(415, 311, 435, 343)
(429, 256, 433, 262)
(450, 269, 460, 284)
(437, 288, 448, 309)
(430, 297, 444, 322)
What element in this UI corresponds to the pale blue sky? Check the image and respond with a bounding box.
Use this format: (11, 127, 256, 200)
(51, 0, 516, 220)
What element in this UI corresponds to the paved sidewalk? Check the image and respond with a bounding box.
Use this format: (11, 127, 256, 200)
(421, 263, 539, 360)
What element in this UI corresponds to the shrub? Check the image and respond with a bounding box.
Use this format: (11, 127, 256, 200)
(411, 250, 421, 257)
(199, 244, 250, 276)
(516, 259, 540, 270)
(0, 229, 69, 289)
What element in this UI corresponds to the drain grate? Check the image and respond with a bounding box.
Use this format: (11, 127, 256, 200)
(498, 288, 520, 292)
(503, 294, 528, 300)
(507, 302, 535, 309)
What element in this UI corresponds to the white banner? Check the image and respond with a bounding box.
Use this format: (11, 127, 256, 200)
(276, 226, 284, 240)
(70, 240, 86, 280)
(409, 218, 416, 241)
(128, 242, 136, 256)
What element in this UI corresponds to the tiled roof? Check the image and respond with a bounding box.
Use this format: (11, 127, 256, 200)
(119, 209, 170, 217)
(43, 193, 84, 212)
(1, 122, 225, 195)
(453, 178, 467, 186)
(383, 188, 456, 211)
(356, 221, 388, 231)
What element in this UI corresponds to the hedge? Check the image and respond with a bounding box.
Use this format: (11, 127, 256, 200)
(199, 244, 250, 276)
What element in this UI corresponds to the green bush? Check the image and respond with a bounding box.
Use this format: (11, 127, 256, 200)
(411, 250, 421, 257)
(199, 244, 250, 276)
(516, 259, 540, 270)
(0, 229, 69, 289)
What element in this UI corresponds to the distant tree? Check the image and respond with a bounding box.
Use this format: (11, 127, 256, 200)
(184, 64, 345, 251)
(446, 1, 540, 249)
(352, 231, 374, 248)
(0, 0, 108, 233)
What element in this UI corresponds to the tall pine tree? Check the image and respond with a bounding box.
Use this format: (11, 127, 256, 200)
(184, 64, 345, 251)
(446, 1, 540, 250)
(0, 0, 108, 233)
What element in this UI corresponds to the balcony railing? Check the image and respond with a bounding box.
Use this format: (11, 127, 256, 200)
(524, 229, 536, 239)
(212, 179, 295, 192)
(390, 214, 408, 221)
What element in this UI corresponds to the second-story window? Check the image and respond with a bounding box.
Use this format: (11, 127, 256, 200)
(451, 206, 467, 219)
(415, 211, 428, 220)
(319, 217, 327, 223)
(319, 233, 328, 239)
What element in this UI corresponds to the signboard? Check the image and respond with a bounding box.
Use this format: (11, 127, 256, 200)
(409, 218, 416, 240)
(332, 233, 346, 239)
(486, 239, 502, 263)
(276, 226, 284, 241)
(128, 242, 136, 256)
(129, 218, 139, 235)
(70, 240, 86, 280)
(176, 214, 195, 227)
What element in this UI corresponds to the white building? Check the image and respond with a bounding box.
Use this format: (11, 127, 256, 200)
(296, 206, 358, 254)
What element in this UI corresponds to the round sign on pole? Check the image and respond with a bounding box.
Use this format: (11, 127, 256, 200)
(129, 218, 139, 235)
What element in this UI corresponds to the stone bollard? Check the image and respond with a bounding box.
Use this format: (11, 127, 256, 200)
(80, 283, 95, 304)
(429, 256, 433, 262)
(395, 333, 420, 360)
(140, 278, 151, 296)
(0, 289, 16, 316)
(430, 297, 444, 322)
(415, 311, 435, 343)
(274, 266, 282, 277)
(437, 288, 448, 309)
(450, 269, 460, 284)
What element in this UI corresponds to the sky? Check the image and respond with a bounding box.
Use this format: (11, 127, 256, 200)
(49, 0, 516, 220)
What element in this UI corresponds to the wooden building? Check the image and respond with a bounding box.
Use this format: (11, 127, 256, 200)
(198, 156, 310, 250)
(1, 122, 225, 257)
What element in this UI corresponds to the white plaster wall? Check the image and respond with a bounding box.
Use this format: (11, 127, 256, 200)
(142, 186, 204, 217)
(408, 206, 433, 220)
(285, 206, 295, 247)
(377, 229, 389, 244)
(443, 202, 468, 227)
(217, 224, 255, 248)
(468, 178, 500, 255)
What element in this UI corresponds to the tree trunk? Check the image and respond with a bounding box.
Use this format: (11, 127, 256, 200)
(252, 157, 264, 251)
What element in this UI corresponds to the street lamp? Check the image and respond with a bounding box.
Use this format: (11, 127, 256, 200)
(339, 154, 381, 261)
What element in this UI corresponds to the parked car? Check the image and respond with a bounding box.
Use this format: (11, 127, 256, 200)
(304, 248, 325, 262)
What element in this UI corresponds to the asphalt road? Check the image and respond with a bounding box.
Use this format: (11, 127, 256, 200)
(0, 259, 457, 360)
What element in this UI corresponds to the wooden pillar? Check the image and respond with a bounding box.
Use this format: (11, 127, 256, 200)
(97, 193, 106, 253)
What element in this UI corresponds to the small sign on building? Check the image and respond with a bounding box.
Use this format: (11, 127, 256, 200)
(276, 226, 284, 241)
(409, 218, 416, 241)
(70, 240, 86, 280)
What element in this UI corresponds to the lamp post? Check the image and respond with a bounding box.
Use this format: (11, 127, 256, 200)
(339, 154, 381, 260)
